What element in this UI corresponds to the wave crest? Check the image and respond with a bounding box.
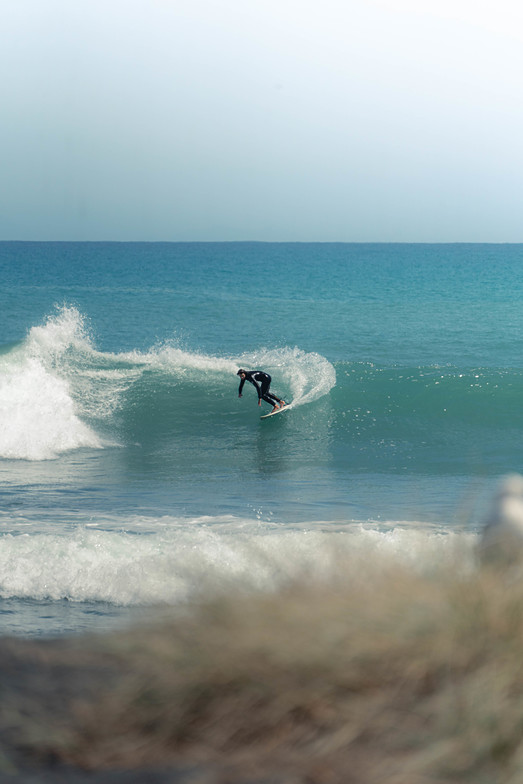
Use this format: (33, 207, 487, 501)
(0, 306, 336, 460)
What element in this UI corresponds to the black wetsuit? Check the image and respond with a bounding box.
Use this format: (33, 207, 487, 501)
(238, 371, 283, 408)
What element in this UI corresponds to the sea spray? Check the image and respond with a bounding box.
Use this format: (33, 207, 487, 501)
(236, 345, 336, 408)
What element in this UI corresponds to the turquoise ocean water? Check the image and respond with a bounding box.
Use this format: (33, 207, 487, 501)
(1, 242, 522, 636)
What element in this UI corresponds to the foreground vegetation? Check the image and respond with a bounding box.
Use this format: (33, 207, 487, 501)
(2, 552, 523, 783)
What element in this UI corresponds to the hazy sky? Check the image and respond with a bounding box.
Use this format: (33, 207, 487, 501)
(2, 0, 523, 241)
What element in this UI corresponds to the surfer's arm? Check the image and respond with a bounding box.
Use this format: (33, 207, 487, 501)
(238, 378, 245, 397)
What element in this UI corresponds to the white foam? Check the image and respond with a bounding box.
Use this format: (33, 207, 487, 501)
(0, 355, 102, 461)
(0, 520, 476, 606)
(0, 307, 102, 460)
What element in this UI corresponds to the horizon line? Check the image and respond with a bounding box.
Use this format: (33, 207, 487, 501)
(1, 239, 523, 245)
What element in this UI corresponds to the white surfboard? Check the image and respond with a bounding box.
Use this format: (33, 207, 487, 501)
(260, 404, 291, 420)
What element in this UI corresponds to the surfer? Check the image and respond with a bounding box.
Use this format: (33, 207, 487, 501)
(237, 369, 286, 413)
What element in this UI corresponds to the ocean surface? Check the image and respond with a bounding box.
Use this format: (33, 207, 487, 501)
(1, 242, 522, 637)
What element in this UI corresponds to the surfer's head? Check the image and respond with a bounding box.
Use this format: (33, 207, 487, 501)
(237, 369, 245, 376)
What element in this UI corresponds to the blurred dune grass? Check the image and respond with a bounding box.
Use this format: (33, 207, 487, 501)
(5, 550, 523, 783)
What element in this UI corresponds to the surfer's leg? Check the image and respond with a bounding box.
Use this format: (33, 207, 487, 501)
(260, 379, 271, 404)
(261, 390, 280, 410)
(261, 393, 279, 410)
(261, 379, 284, 410)
(264, 391, 284, 409)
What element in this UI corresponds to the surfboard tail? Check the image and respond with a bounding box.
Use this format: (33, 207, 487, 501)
(260, 404, 292, 420)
